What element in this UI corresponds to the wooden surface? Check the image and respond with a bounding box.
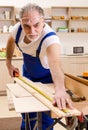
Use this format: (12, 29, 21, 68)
(7, 83, 49, 113)
(65, 74, 88, 115)
(7, 88, 15, 111)
(0, 90, 7, 96)
(0, 96, 22, 130)
(0, 59, 23, 93)
(65, 73, 88, 86)
(6, 73, 88, 119)
(7, 76, 81, 118)
(65, 74, 88, 100)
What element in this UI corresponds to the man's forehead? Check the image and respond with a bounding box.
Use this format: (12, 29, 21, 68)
(21, 11, 43, 24)
(21, 16, 42, 25)
(22, 11, 40, 19)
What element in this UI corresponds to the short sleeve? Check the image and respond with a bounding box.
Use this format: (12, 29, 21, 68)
(43, 34, 61, 48)
(11, 22, 21, 39)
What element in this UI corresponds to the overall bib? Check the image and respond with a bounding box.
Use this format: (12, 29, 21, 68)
(15, 25, 56, 130)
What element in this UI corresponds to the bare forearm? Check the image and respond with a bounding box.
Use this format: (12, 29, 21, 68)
(6, 36, 15, 67)
(6, 35, 19, 77)
(49, 59, 65, 90)
(46, 44, 65, 90)
(47, 44, 73, 109)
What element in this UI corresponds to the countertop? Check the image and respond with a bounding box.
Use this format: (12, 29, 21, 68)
(0, 54, 88, 60)
(61, 54, 88, 58)
(0, 57, 23, 60)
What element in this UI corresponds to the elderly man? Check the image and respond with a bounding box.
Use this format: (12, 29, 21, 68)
(6, 3, 72, 130)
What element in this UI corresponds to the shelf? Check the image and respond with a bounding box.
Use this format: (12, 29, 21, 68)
(0, 19, 15, 21)
(0, 6, 15, 33)
(51, 6, 88, 33)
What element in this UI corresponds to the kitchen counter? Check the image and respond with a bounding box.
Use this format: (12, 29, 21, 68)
(0, 58, 23, 92)
(0, 56, 23, 60)
(0, 54, 88, 60)
(61, 54, 88, 58)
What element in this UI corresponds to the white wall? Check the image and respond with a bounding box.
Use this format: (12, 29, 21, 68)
(0, 0, 88, 55)
(58, 33, 88, 55)
(0, 0, 88, 8)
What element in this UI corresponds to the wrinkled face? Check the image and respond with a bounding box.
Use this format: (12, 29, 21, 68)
(21, 10, 44, 41)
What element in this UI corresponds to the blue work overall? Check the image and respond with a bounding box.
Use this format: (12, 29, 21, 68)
(15, 25, 56, 130)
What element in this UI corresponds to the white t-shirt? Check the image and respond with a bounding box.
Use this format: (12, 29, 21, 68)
(11, 22, 60, 69)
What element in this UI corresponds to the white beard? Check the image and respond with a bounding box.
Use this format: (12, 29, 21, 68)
(26, 34, 40, 42)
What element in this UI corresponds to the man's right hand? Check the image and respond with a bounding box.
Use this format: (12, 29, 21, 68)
(6, 62, 19, 77)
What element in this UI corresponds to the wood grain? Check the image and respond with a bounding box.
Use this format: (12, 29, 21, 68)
(13, 76, 81, 117)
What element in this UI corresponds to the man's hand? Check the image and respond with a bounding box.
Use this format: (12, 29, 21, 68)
(7, 63, 19, 77)
(53, 89, 73, 110)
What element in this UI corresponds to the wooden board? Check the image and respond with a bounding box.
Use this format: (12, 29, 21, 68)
(6, 83, 50, 113)
(0, 90, 7, 96)
(12, 76, 81, 117)
(7, 83, 32, 98)
(0, 96, 22, 130)
(6, 83, 66, 117)
(65, 74, 88, 100)
(6, 88, 15, 111)
(65, 74, 88, 115)
(11, 94, 49, 113)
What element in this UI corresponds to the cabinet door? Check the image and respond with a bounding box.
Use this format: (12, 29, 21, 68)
(61, 57, 88, 76)
(69, 57, 88, 76)
(51, 7, 70, 32)
(0, 59, 23, 92)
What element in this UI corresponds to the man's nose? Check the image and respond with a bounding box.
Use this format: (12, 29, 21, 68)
(30, 27, 36, 34)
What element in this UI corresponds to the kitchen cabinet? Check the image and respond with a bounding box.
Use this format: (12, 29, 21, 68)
(51, 6, 88, 33)
(61, 55, 88, 76)
(51, 6, 70, 32)
(0, 58, 23, 93)
(0, 6, 15, 33)
(69, 56, 88, 76)
(70, 7, 88, 33)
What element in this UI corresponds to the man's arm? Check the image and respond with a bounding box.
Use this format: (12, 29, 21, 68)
(46, 43, 73, 109)
(6, 35, 19, 77)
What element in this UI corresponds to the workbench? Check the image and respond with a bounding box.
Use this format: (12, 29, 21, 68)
(0, 95, 22, 130)
(6, 74, 88, 130)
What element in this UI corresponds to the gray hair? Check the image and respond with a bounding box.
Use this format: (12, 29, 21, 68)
(19, 3, 44, 19)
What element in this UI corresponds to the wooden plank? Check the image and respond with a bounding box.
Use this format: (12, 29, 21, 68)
(33, 82, 55, 98)
(0, 96, 22, 130)
(65, 75, 88, 100)
(65, 73, 88, 86)
(14, 77, 66, 117)
(6, 88, 15, 111)
(65, 75, 88, 115)
(6, 83, 49, 113)
(0, 90, 7, 96)
(11, 93, 49, 113)
(7, 83, 32, 98)
(14, 76, 81, 117)
(18, 76, 54, 101)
